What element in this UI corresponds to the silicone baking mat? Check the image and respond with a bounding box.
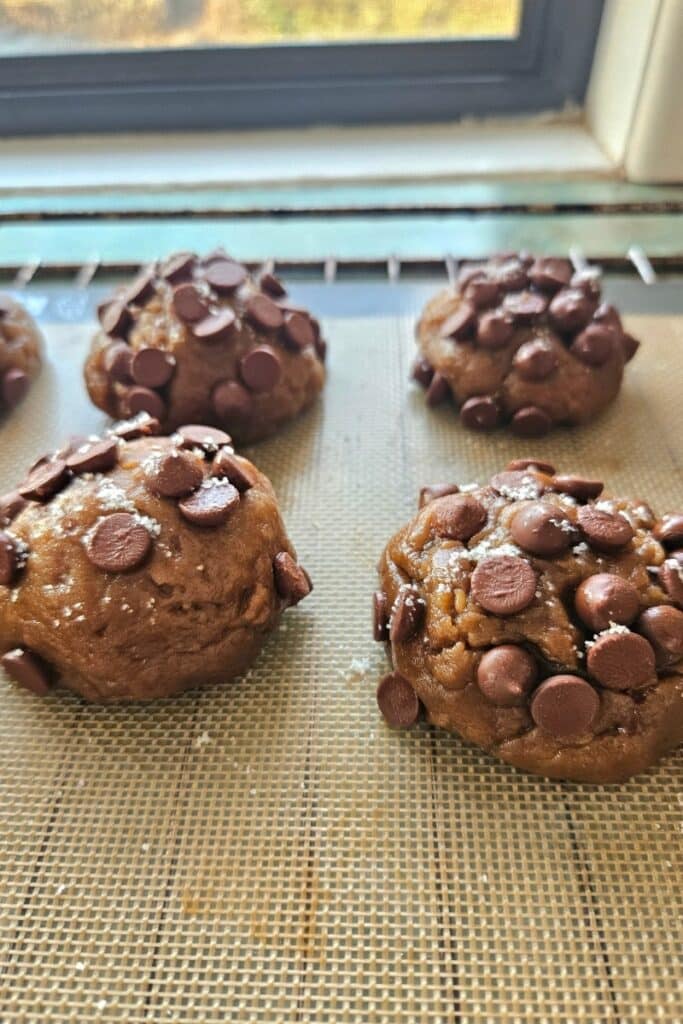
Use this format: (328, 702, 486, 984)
(0, 283, 681, 1023)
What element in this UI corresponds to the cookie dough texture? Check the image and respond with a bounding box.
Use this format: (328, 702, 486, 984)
(0, 417, 311, 701)
(413, 254, 639, 437)
(374, 462, 683, 782)
(84, 252, 326, 443)
(0, 293, 42, 415)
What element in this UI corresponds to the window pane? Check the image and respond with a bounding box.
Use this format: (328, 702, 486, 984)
(0, 0, 521, 54)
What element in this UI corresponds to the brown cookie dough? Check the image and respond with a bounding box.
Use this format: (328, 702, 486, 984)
(84, 252, 326, 443)
(374, 460, 683, 782)
(413, 254, 639, 437)
(0, 415, 312, 701)
(0, 293, 42, 416)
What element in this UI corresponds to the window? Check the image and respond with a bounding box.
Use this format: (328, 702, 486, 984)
(0, 0, 603, 135)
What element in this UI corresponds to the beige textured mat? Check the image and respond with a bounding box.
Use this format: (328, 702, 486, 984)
(0, 307, 681, 1023)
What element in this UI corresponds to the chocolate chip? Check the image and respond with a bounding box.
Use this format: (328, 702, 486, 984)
(211, 449, 255, 491)
(273, 551, 312, 605)
(476, 645, 537, 706)
(411, 358, 434, 388)
(176, 424, 232, 453)
(571, 268, 602, 298)
(548, 288, 596, 333)
(654, 513, 683, 548)
(476, 310, 514, 349)
(575, 573, 640, 632)
(490, 470, 541, 497)
(110, 412, 161, 440)
(636, 605, 683, 667)
(376, 672, 421, 729)
(510, 406, 552, 437)
(660, 557, 683, 606)
(146, 451, 203, 498)
(390, 587, 425, 643)
(259, 271, 286, 297)
(620, 332, 640, 362)
(419, 483, 459, 508)
(125, 267, 156, 306)
(130, 347, 175, 389)
(86, 512, 152, 572)
(178, 479, 240, 527)
(587, 631, 656, 690)
(429, 493, 487, 541)
(578, 506, 634, 552)
(530, 675, 600, 738)
(470, 555, 537, 615)
(314, 335, 327, 363)
(125, 386, 166, 421)
(527, 257, 572, 293)
(246, 294, 285, 332)
(510, 502, 575, 556)
(458, 264, 486, 289)
(205, 260, 247, 293)
(373, 591, 389, 641)
(0, 531, 21, 585)
(570, 323, 615, 366)
(66, 438, 119, 475)
(503, 290, 549, 321)
(549, 475, 603, 501)
(191, 308, 237, 343)
(463, 278, 500, 309)
(104, 341, 134, 383)
(460, 395, 499, 431)
(594, 302, 622, 330)
(513, 338, 559, 381)
(212, 379, 253, 420)
(440, 302, 476, 340)
(426, 372, 450, 407)
(239, 346, 282, 393)
(160, 252, 196, 283)
(172, 283, 209, 324)
(1, 648, 52, 696)
(282, 311, 315, 351)
(1, 368, 29, 409)
(19, 459, 69, 502)
(0, 491, 27, 526)
(101, 300, 131, 338)
(507, 458, 555, 475)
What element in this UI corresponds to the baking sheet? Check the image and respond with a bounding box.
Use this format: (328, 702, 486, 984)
(0, 287, 681, 1023)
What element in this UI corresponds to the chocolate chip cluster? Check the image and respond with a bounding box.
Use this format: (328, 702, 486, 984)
(374, 459, 683, 754)
(414, 254, 640, 437)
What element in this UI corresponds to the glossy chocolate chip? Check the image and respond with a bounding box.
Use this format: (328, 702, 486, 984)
(621, 332, 640, 362)
(104, 341, 134, 383)
(146, 451, 203, 498)
(549, 475, 603, 501)
(273, 551, 312, 605)
(259, 271, 287, 297)
(125, 267, 156, 306)
(513, 338, 559, 381)
(470, 555, 537, 615)
(246, 294, 285, 332)
(548, 288, 596, 333)
(510, 502, 575, 556)
(429, 493, 487, 541)
(530, 675, 600, 738)
(126, 386, 166, 421)
(211, 449, 255, 492)
(464, 278, 500, 309)
(101, 300, 131, 338)
(0, 491, 27, 526)
(376, 672, 421, 729)
(575, 574, 640, 632)
(594, 302, 622, 330)
(419, 483, 460, 508)
(636, 605, 683, 667)
(110, 412, 161, 440)
(373, 591, 389, 641)
(19, 459, 69, 501)
(507, 458, 555, 475)
(510, 406, 552, 437)
(587, 630, 656, 690)
(2, 368, 29, 408)
(0, 531, 21, 585)
(212, 379, 253, 420)
(178, 479, 240, 527)
(282, 311, 315, 351)
(239, 346, 282, 393)
(390, 587, 425, 643)
(660, 557, 683, 606)
(160, 251, 196, 283)
(440, 302, 476, 340)
(570, 323, 615, 366)
(192, 308, 237, 343)
(503, 290, 549, 321)
(570, 268, 602, 298)
(1, 648, 52, 696)
(412, 358, 434, 388)
(176, 424, 232, 453)
(172, 284, 209, 324)
(527, 257, 572, 293)
(476, 645, 537, 707)
(66, 438, 119, 475)
(654, 513, 683, 548)
(460, 395, 499, 431)
(86, 512, 152, 572)
(131, 347, 176, 388)
(476, 310, 515, 349)
(426, 372, 450, 407)
(578, 506, 634, 552)
(205, 259, 247, 293)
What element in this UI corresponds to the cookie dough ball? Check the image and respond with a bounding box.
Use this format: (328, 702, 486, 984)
(0, 414, 312, 701)
(374, 460, 683, 782)
(413, 254, 639, 437)
(84, 252, 326, 443)
(0, 293, 42, 416)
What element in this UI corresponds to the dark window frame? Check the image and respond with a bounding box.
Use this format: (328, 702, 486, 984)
(0, 0, 603, 136)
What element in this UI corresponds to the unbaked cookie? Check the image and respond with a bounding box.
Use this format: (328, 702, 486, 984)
(84, 252, 326, 443)
(0, 293, 42, 416)
(0, 414, 311, 701)
(374, 460, 683, 782)
(413, 254, 639, 437)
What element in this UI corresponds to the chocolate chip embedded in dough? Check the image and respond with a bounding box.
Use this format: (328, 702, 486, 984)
(513, 338, 559, 381)
(212, 379, 253, 421)
(653, 514, 683, 548)
(273, 551, 312, 605)
(246, 294, 285, 332)
(660, 557, 683, 606)
(125, 386, 166, 422)
(86, 512, 152, 572)
(476, 310, 514, 349)
(549, 475, 604, 502)
(146, 450, 203, 498)
(373, 591, 389, 641)
(429, 493, 487, 542)
(575, 573, 640, 633)
(470, 555, 537, 615)
(104, 342, 134, 383)
(426, 372, 450, 407)
(587, 630, 656, 691)
(418, 483, 460, 508)
(160, 251, 196, 283)
(412, 358, 434, 388)
(110, 412, 161, 440)
(1, 368, 30, 408)
(259, 271, 287, 298)
(636, 605, 683, 667)
(620, 332, 640, 362)
(490, 470, 542, 498)
(570, 323, 615, 366)
(548, 288, 596, 333)
(178, 479, 240, 528)
(18, 459, 69, 502)
(577, 506, 634, 553)
(463, 278, 500, 309)
(527, 257, 572, 293)
(506, 458, 555, 475)
(530, 675, 600, 738)
(390, 587, 425, 643)
(204, 259, 247, 293)
(476, 645, 538, 707)
(101, 299, 131, 338)
(66, 438, 119, 475)
(239, 346, 282, 393)
(0, 491, 27, 526)
(460, 395, 499, 431)
(510, 406, 552, 438)
(503, 290, 549, 321)
(1, 648, 52, 696)
(0, 531, 22, 585)
(211, 449, 255, 492)
(172, 283, 209, 324)
(510, 502, 575, 556)
(440, 302, 476, 340)
(376, 672, 421, 729)
(131, 347, 176, 388)
(192, 308, 237, 343)
(282, 311, 316, 351)
(125, 266, 156, 306)
(176, 424, 232, 453)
